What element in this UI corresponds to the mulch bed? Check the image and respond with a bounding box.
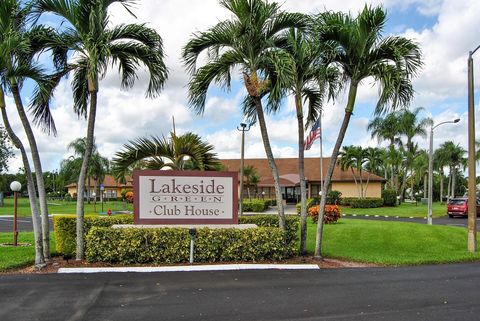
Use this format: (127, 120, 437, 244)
(2, 256, 381, 274)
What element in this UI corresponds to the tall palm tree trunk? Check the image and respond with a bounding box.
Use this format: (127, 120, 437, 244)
(76, 80, 98, 260)
(315, 82, 357, 258)
(253, 97, 285, 229)
(440, 170, 444, 204)
(399, 167, 408, 202)
(295, 96, 308, 255)
(447, 169, 452, 200)
(423, 174, 427, 198)
(451, 167, 456, 198)
(11, 84, 50, 260)
(0, 90, 44, 266)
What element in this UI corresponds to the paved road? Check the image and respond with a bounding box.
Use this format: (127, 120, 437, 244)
(0, 217, 54, 233)
(344, 214, 478, 228)
(2, 263, 480, 321)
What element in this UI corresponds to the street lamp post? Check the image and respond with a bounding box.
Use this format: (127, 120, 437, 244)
(467, 45, 480, 252)
(427, 119, 460, 225)
(10, 181, 21, 246)
(237, 123, 250, 216)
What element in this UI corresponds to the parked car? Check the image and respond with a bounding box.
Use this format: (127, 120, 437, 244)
(447, 198, 480, 218)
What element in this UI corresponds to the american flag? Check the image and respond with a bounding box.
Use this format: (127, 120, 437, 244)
(304, 118, 321, 150)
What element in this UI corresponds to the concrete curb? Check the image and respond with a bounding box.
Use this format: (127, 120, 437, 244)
(58, 264, 320, 273)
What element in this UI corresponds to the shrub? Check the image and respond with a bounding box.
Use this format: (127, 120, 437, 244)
(55, 214, 298, 259)
(382, 189, 398, 207)
(120, 188, 132, 199)
(308, 205, 341, 224)
(243, 199, 268, 212)
(53, 214, 134, 256)
(350, 198, 384, 208)
(326, 190, 342, 205)
(296, 198, 318, 214)
(86, 226, 289, 264)
(125, 191, 134, 203)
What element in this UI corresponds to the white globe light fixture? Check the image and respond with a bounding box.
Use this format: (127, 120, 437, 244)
(10, 181, 21, 192)
(10, 181, 21, 246)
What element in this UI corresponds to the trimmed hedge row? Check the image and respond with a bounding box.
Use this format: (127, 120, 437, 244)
(243, 199, 269, 212)
(54, 214, 133, 256)
(54, 214, 299, 260)
(350, 198, 384, 208)
(86, 226, 288, 264)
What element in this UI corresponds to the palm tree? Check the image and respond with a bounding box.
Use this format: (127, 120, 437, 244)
(337, 146, 367, 198)
(397, 108, 432, 201)
(439, 141, 466, 199)
(312, 6, 422, 258)
(32, 0, 168, 260)
(434, 146, 451, 203)
(364, 147, 383, 196)
(0, 89, 44, 267)
(182, 0, 305, 230)
(112, 132, 221, 182)
(243, 165, 260, 201)
(368, 112, 401, 188)
(272, 28, 339, 255)
(0, 0, 64, 261)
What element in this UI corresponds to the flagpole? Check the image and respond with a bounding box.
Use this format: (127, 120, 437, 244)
(319, 110, 324, 196)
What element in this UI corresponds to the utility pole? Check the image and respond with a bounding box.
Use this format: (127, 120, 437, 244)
(467, 45, 480, 252)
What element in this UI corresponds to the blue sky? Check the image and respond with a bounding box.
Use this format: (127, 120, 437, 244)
(4, 0, 480, 174)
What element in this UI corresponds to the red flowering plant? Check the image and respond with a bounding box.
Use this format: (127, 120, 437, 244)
(308, 205, 341, 224)
(125, 191, 134, 203)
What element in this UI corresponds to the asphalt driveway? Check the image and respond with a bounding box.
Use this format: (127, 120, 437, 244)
(2, 263, 480, 321)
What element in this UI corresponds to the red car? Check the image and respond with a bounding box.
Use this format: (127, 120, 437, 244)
(447, 198, 480, 218)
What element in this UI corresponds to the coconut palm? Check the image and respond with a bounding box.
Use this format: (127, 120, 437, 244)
(311, 6, 422, 257)
(0, 0, 65, 260)
(434, 147, 449, 203)
(182, 0, 306, 230)
(397, 107, 432, 201)
(364, 147, 383, 196)
(32, 0, 168, 260)
(112, 132, 221, 182)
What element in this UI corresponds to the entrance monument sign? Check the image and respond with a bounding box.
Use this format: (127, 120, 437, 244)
(134, 170, 238, 224)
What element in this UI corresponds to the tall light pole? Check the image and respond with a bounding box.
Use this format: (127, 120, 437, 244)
(10, 181, 21, 246)
(467, 45, 480, 252)
(237, 122, 250, 216)
(428, 119, 460, 225)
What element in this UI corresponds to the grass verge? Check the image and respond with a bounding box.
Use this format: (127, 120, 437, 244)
(308, 218, 480, 265)
(340, 202, 447, 218)
(0, 232, 55, 271)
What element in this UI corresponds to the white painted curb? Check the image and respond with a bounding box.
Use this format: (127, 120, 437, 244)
(58, 264, 319, 273)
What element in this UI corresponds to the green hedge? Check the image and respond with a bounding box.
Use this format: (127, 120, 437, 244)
(243, 199, 269, 212)
(55, 214, 298, 259)
(350, 198, 384, 208)
(382, 189, 397, 207)
(86, 226, 288, 264)
(53, 214, 134, 256)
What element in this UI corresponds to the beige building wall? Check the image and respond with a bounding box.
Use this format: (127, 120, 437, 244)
(332, 182, 382, 198)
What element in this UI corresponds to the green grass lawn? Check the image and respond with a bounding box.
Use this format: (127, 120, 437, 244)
(308, 218, 480, 265)
(340, 201, 447, 218)
(0, 232, 55, 271)
(0, 197, 133, 217)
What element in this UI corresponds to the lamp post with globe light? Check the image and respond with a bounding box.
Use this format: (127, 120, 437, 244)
(10, 181, 21, 246)
(237, 122, 250, 216)
(427, 118, 460, 225)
